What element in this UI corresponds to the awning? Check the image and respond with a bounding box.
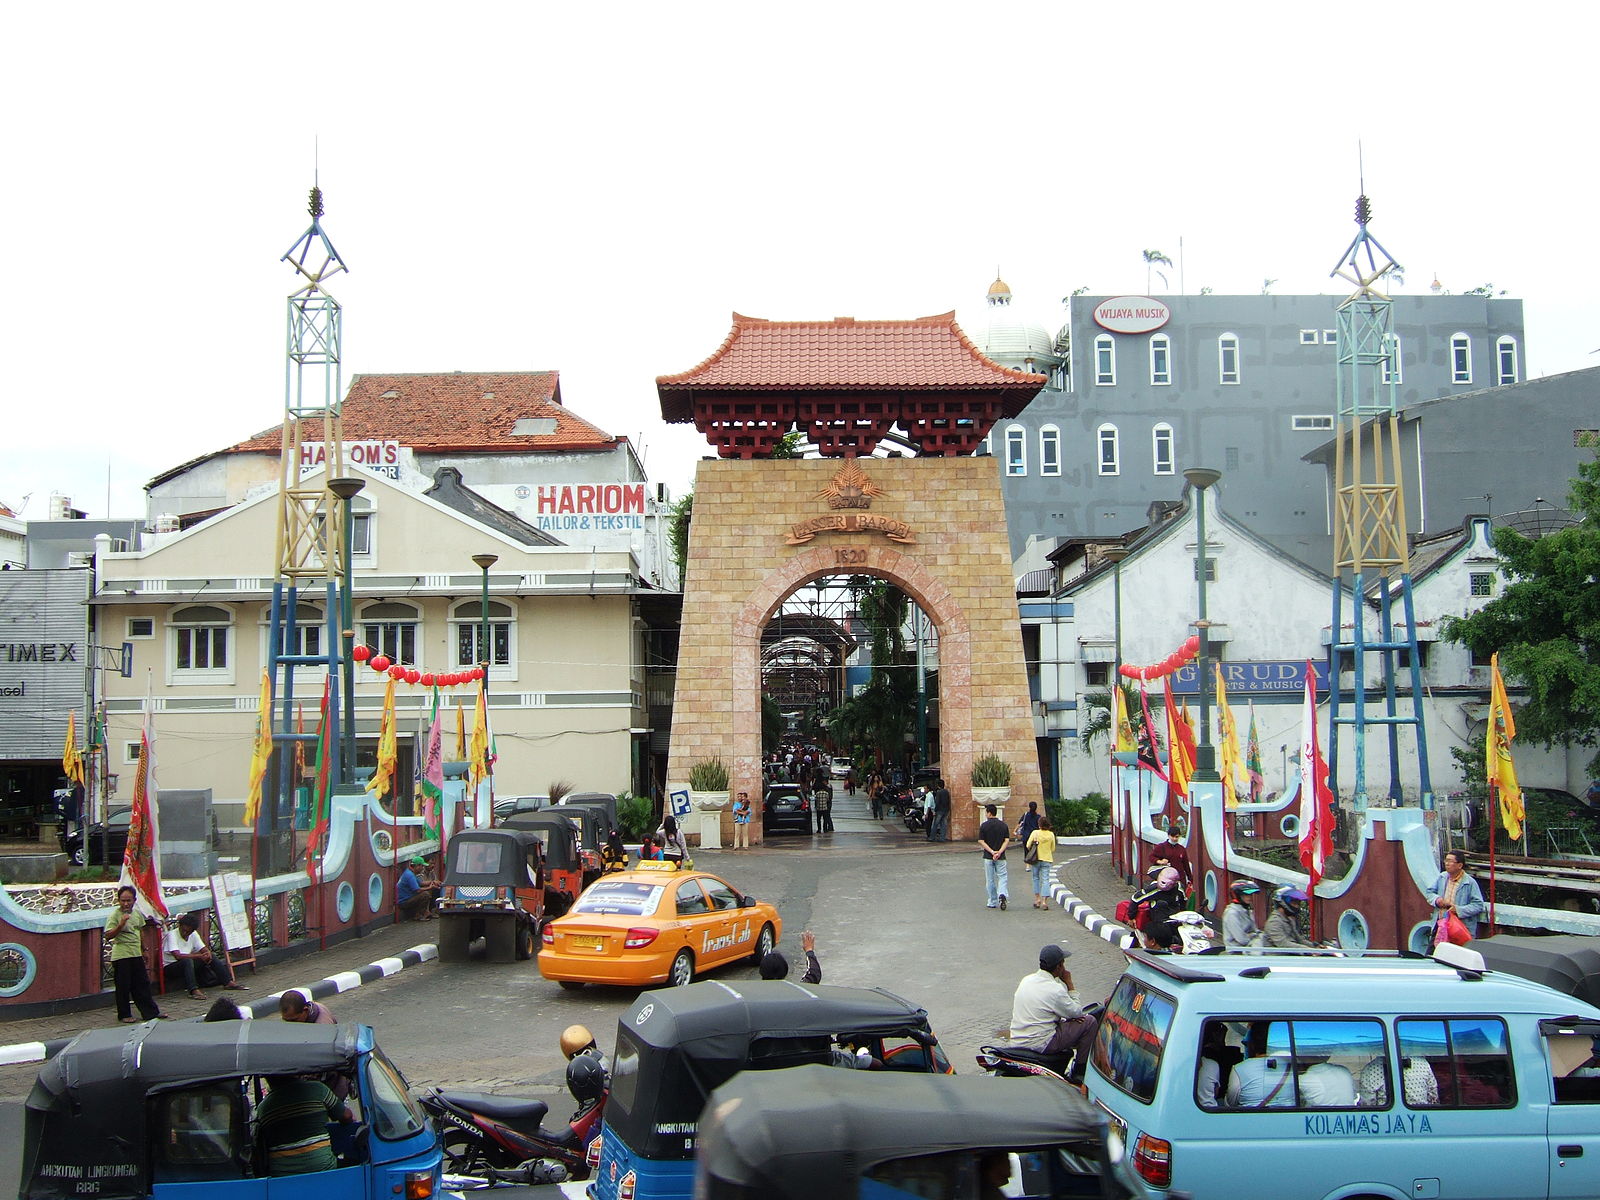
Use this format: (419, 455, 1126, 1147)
(1079, 642, 1115, 663)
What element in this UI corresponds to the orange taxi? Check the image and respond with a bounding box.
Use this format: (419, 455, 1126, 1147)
(538, 861, 782, 990)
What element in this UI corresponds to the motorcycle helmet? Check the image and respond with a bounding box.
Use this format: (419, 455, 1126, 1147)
(560, 1024, 597, 1059)
(1274, 886, 1307, 912)
(1230, 879, 1261, 899)
(1154, 867, 1181, 891)
(565, 1052, 608, 1104)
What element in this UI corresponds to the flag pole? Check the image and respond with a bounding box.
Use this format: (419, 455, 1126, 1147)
(1488, 781, 1497, 930)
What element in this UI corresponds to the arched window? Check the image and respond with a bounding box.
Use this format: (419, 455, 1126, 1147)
(1039, 425, 1061, 477)
(452, 600, 515, 669)
(1381, 334, 1403, 385)
(1097, 424, 1120, 476)
(170, 604, 233, 682)
(1094, 335, 1116, 385)
(1496, 336, 1518, 385)
(1152, 423, 1175, 475)
(1451, 333, 1472, 384)
(361, 602, 420, 667)
(259, 603, 324, 659)
(1005, 425, 1027, 476)
(1150, 335, 1172, 386)
(1218, 333, 1241, 385)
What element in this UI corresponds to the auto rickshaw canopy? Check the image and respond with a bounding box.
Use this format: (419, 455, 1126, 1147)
(500, 812, 581, 873)
(442, 828, 544, 889)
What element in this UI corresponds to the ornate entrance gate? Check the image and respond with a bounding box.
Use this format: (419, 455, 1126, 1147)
(659, 313, 1046, 842)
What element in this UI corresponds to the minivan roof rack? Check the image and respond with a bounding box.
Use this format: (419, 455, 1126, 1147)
(1125, 948, 1226, 983)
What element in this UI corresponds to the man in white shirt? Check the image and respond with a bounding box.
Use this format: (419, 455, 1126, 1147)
(1008, 944, 1098, 1084)
(163, 913, 247, 1000)
(1226, 1023, 1295, 1107)
(1298, 1062, 1357, 1107)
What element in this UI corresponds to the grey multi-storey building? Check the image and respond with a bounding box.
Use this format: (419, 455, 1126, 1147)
(974, 285, 1527, 568)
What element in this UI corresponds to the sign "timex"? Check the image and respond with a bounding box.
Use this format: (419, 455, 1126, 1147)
(0, 643, 79, 663)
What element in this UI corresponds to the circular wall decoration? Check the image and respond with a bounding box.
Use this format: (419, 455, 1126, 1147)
(1407, 920, 1437, 956)
(1279, 813, 1300, 839)
(0, 943, 38, 997)
(367, 873, 385, 915)
(1202, 870, 1218, 912)
(1337, 908, 1371, 954)
(373, 829, 393, 856)
(336, 881, 356, 924)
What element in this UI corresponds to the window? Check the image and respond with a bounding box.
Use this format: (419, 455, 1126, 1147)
(702, 879, 741, 911)
(1005, 425, 1027, 476)
(1200, 1018, 1387, 1111)
(1090, 975, 1177, 1103)
(1469, 645, 1493, 668)
(1150, 334, 1172, 385)
(1382, 334, 1403, 384)
(124, 740, 142, 765)
(361, 602, 419, 666)
(1194, 557, 1216, 583)
(171, 605, 231, 677)
(365, 1051, 428, 1140)
(1451, 333, 1473, 384)
(452, 600, 513, 668)
(1396, 643, 1431, 670)
(674, 879, 709, 915)
(1218, 334, 1240, 384)
(1395, 1017, 1514, 1108)
(1546, 1026, 1600, 1104)
(1292, 415, 1334, 432)
(1469, 572, 1495, 597)
(1085, 662, 1110, 687)
(1095, 335, 1116, 385)
(127, 617, 154, 639)
(1496, 336, 1518, 385)
(1039, 425, 1061, 477)
(154, 1085, 245, 1175)
(1097, 424, 1120, 476)
(1152, 423, 1175, 475)
(1323, 330, 1337, 345)
(1577, 430, 1600, 449)
(1224, 446, 1240, 471)
(1299, 329, 1319, 345)
(272, 603, 324, 658)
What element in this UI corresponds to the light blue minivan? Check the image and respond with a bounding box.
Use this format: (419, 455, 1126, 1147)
(1086, 946, 1600, 1200)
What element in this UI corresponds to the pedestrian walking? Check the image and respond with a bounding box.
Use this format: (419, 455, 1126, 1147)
(1426, 849, 1486, 938)
(814, 781, 834, 833)
(104, 885, 163, 1023)
(1025, 814, 1057, 909)
(655, 815, 688, 869)
(869, 773, 884, 820)
(978, 804, 1011, 910)
(731, 790, 752, 850)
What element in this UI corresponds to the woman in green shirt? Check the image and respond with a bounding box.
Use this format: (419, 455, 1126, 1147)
(103, 885, 164, 1023)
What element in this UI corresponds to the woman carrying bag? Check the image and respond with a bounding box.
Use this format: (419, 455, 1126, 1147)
(1025, 814, 1057, 910)
(655, 814, 689, 870)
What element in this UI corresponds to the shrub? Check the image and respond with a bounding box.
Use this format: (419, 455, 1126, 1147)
(616, 791, 654, 840)
(548, 780, 575, 805)
(971, 754, 1013, 788)
(688, 758, 730, 791)
(1047, 792, 1111, 837)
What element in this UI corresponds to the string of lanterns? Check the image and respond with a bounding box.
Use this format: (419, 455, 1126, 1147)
(1117, 634, 1202, 681)
(351, 644, 484, 687)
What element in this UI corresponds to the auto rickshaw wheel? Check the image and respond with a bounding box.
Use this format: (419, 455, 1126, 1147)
(515, 920, 536, 961)
(437, 917, 473, 963)
(751, 923, 775, 964)
(670, 948, 695, 987)
(486, 918, 517, 963)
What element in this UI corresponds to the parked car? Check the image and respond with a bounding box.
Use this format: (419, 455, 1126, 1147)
(492, 795, 548, 822)
(830, 757, 854, 780)
(62, 806, 131, 866)
(763, 783, 812, 836)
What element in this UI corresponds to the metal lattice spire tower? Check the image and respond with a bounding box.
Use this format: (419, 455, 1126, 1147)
(1326, 188, 1433, 814)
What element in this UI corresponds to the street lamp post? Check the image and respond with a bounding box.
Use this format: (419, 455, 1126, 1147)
(1183, 467, 1222, 782)
(328, 477, 365, 786)
(1102, 546, 1130, 879)
(470, 554, 498, 824)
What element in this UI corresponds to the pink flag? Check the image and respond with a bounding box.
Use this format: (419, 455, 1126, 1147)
(1298, 661, 1335, 887)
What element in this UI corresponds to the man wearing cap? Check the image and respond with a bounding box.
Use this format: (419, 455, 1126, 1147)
(1008, 944, 1099, 1085)
(1221, 879, 1263, 951)
(396, 857, 436, 922)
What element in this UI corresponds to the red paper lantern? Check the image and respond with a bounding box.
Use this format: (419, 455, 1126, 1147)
(1185, 634, 1201, 654)
(388, 665, 404, 680)
(420, 673, 435, 688)
(370, 655, 391, 673)
(352, 644, 371, 663)
(1118, 663, 1136, 679)
(404, 668, 421, 685)
(447, 673, 461, 686)
(473, 667, 486, 681)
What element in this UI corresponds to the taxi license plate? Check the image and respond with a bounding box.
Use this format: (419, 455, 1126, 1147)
(569, 934, 605, 951)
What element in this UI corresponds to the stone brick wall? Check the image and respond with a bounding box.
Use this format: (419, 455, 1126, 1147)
(667, 457, 1041, 842)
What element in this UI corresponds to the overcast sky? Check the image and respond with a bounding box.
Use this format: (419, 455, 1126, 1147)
(3, 2, 1594, 521)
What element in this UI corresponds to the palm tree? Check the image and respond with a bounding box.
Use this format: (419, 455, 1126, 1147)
(1078, 683, 1146, 753)
(1142, 250, 1173, 292)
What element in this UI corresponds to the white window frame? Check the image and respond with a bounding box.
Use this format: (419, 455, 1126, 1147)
(126, 616, 155, 640)
(1039, 425, 1061, 477)
(1149, 334, 1172, 386)
(1218, 333, 1241, 385)
(1152, 423, 1175, 475)
(258, 604, 328, 673)
(1299, 330, 1319, 345)
(1469, 571, 1495, 598)
(123, 740, 143, 766)
(1322, 330, 1337, 344)
(168, 604, 235, 686)
(1381, 334, 1403, 385)
(451, 599, 518, 682)
(1005, 425, 1027, 476)
(1451, 333, 1473, 385)
(1496, 336, 1518, 385)
(1292, 415, 1335, 432)
(1094, 335, 1116, 386)
(360, 602, 421, 670)
(1097, 423, 1120, 476)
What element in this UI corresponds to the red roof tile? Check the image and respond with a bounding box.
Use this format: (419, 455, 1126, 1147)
(225, 372, 620, 455)
(657, 312, 1047, 393)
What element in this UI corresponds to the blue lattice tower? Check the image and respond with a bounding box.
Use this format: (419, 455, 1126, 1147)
(1327, 192, 1433, 815)
(264, 185, 352, 864)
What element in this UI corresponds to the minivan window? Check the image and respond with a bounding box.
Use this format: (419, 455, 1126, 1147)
(1199, 1018, 1385, 1111)
(1091, 976, 1177, 1102)
(1547, 1028, 1600, 1103)
(1396, 1017, 1515, 1108)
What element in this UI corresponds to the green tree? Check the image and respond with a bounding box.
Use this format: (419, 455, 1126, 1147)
(1077, 683, 1146, 753)
(769, 430, 805, 458)
(825, 578, 917, 768)
(1443, 454, 1600, 772)
(1142, 249, 1172, 291)
(761, 692, 785, 754)
(668, 492, 693, 586)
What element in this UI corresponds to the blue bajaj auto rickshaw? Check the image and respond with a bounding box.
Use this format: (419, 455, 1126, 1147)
(21, 1020, 443, 1200)
(696, 1065, 1164, 1200)
(593, 981, 951, 1200)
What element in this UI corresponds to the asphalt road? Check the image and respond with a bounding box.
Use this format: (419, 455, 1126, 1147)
(0, 835, 1130, 1192)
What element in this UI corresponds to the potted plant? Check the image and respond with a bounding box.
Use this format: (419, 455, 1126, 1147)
(686, 758, 732, 850)
(971, 753, 1013, 815)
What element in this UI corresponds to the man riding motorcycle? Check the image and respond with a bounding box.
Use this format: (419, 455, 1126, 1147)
(1262, 886, 1314, 948)
(1222, 879, 1263, 950)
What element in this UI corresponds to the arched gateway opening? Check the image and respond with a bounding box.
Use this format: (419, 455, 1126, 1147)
(659, 312, 1047, 844)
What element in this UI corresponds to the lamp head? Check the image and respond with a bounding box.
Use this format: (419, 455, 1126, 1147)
(1183, 467, 1222, 491)
(1102, 547, 1130, 563)
(471, 553, 500, 571)
(327, 476, 366, 501)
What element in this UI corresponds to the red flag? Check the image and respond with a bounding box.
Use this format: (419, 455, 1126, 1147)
(120, 690, 168, 918)
(1136, 683, 1169, 780)
(1298, 661, 1335, 887)
(1162, 676, 1194, 800)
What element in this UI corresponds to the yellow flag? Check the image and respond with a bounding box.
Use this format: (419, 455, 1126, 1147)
(1215, 665, 1243, 810)
(243, 671, 274, 825)
(366, 677, 398, 799)
(1112, 685, 1135, 756)
(455, 702, 467, 761)
(469, 685, 490, 789)
(1487, 653, 1525, 840)
(62, 710, 84, 787)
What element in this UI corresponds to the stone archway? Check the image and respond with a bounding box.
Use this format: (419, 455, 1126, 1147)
(666, 457, 1041, 843)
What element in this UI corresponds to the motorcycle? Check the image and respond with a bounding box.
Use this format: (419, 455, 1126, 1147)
(420, 1051, 608, 1186)
(976, 1003, 1105, 1085)
(902, 792, 927, 833)
(1166, 909, 1222, 955)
